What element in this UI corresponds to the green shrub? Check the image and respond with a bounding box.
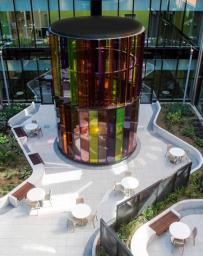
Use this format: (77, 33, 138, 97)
(166, 110, 182, 126)
(0, 133, 9, 144)
(116, 169, 203, 245)
(0, 183, 16, 195)
(0, 104, 27, 132)
(117, 215, 146, 243)
(142, 207, 157, 220)
(19, 167, 32, 180)
(166, 103, 193, 117)
(181, 127, 195, 138)
(0, 104, 26, 120)
(194, 137, 203, 147)
(0, 135, 22, 166)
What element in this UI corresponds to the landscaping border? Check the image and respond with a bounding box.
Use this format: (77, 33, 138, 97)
(0, 103, 45, 209)
(152, 101, 203, 173)
(130, 199, 203, 256)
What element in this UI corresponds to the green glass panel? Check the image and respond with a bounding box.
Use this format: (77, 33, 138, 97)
(89, 111, 98, 163)
(68, 39, 78, 104)
(115, 108, 125, 161)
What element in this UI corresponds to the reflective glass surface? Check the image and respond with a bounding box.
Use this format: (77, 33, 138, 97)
(50, 26, 144, 164)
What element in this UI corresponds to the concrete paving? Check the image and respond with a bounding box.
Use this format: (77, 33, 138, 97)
(0, 104, 193, 256)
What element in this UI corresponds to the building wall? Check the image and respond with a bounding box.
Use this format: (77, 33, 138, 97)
(0, 0, 203, 104)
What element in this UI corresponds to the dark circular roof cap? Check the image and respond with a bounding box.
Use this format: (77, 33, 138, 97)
(50, 16, 144, 40)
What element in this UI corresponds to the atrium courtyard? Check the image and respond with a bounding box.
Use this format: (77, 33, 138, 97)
(0, 1, 203, 256)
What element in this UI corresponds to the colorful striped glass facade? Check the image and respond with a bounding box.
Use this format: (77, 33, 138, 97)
(49, 19, 144, 165)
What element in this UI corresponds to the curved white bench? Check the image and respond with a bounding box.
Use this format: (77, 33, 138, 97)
(173, 199, 203, 215)
(131, 224, 156, 256)
(8, 102, 39, 127)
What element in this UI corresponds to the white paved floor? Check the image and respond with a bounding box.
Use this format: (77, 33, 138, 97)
(0, 104, 193, 256)
(148, 214, 203, 256)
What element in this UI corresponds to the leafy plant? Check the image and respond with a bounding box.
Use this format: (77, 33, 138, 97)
(19, 167, 32, 180)
(166, 103, 193, 117)
(181, 126, 195, 139)
(116, 169, 203, 246)
(194, 137, 203, 147)
(0, 104, 26, 120)
(142, 207, 157, 220)
(166, 110, 182, 126)
(0, 104, 27, 132)
(0, 133, 9, 144)
(0, 183, 16, 196)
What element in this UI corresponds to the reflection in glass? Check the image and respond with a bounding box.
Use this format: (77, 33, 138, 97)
(50, 21, 144, 165)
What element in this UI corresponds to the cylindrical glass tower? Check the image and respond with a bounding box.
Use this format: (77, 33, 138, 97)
(49, 16, 144, 165)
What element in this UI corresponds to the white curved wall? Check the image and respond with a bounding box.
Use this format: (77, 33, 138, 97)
(152, 101, 203, 173)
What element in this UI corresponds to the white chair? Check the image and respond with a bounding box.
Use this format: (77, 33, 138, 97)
(88, 211, 98, 229)
(67, 216, 88, 232)
(171, 236, 185, 255)
(191, 227, 197, 246)
(76, 197, 84, 204)
(168, 153, 177, 164)
(113, 183, 124, 194)
(165, 144, 173, 157)
(44, 189, 52, 206)
(27, 201, 40, 215)
(33, 127, 43, 137)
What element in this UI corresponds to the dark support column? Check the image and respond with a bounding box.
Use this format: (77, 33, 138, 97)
(91, 0, 102, 16)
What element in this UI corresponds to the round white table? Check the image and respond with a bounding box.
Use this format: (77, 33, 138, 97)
(169, 222, 191, 240)
(71, 203, 91, 219)
(121, 177, 139, 190)
(24, 123, 38, 132)
(169, 147, 185, 158)
(27, 188, 45, 202)
(121, 177, 139, 196)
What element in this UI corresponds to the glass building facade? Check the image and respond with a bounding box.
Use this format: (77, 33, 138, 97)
(49, 17, 144, 164)
(0, 0, 202, 114)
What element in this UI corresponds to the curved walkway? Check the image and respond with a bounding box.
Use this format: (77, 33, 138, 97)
(0, 103, 202, 256)
(142, 199, 203, 256)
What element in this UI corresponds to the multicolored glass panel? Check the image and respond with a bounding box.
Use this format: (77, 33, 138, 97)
(49, 27, 144, 165)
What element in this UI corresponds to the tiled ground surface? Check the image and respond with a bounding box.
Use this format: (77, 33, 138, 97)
(0, 104, 194, 256)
